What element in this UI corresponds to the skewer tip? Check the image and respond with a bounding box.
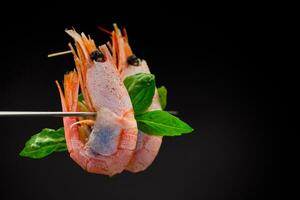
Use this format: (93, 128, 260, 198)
(48, 50, 73, 58)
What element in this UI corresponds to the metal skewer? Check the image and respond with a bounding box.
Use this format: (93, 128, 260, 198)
(0, 110, 178, 117)
(0, 111, 97, 117)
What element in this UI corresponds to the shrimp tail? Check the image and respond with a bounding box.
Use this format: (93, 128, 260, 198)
(55, 71, 79, 112)
(55, 71, 80, 153)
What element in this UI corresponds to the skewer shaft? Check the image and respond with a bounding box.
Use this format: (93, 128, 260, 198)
(0, 110, 178, 117)
(0, 112, 96, 117)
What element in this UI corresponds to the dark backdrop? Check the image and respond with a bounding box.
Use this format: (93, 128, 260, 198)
(0, 5, 277, 200)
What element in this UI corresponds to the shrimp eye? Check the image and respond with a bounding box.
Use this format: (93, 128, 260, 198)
(127, 54, 141, 66)
(90, 50, 105, 62)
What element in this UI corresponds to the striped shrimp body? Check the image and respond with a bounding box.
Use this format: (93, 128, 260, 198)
(111, 24, 163, 172)
(56, 30, 138, 176)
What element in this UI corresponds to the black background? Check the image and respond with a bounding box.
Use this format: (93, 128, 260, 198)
(0, 4, 277, 200)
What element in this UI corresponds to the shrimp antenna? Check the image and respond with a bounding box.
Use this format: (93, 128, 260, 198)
(48, 50, 72, 58)
(122, 27, 129, 42)
(97, 26, 112, 35)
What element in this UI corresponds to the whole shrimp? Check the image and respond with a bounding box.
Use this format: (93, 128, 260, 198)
(109, 24, 163, 172)
(56, 29, 138, 176)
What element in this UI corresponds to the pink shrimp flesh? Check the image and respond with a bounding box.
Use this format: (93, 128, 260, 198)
(56, 29, 138, 176)
(111, 24, 163, 172)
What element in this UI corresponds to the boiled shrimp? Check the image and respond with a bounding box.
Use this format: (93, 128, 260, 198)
(110, 24, 163, 172)
(56, 29, 138, 176)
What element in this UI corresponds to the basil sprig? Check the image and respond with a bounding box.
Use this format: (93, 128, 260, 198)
(20, 128, 67, 159)
(124, 73, 155, 114)
(136, 111, 193, 136)
(124, 73, 193, 136)
(157, 86, 167, 110)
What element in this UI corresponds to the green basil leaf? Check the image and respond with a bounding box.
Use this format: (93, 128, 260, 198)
(78, 93, 84, 102)
(124, 73, 156, 114)
(54, 143, 68, 152)
(157, 86, 167, 110)
(136, 110, 194, 136)
(19, 128, 67, 159)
